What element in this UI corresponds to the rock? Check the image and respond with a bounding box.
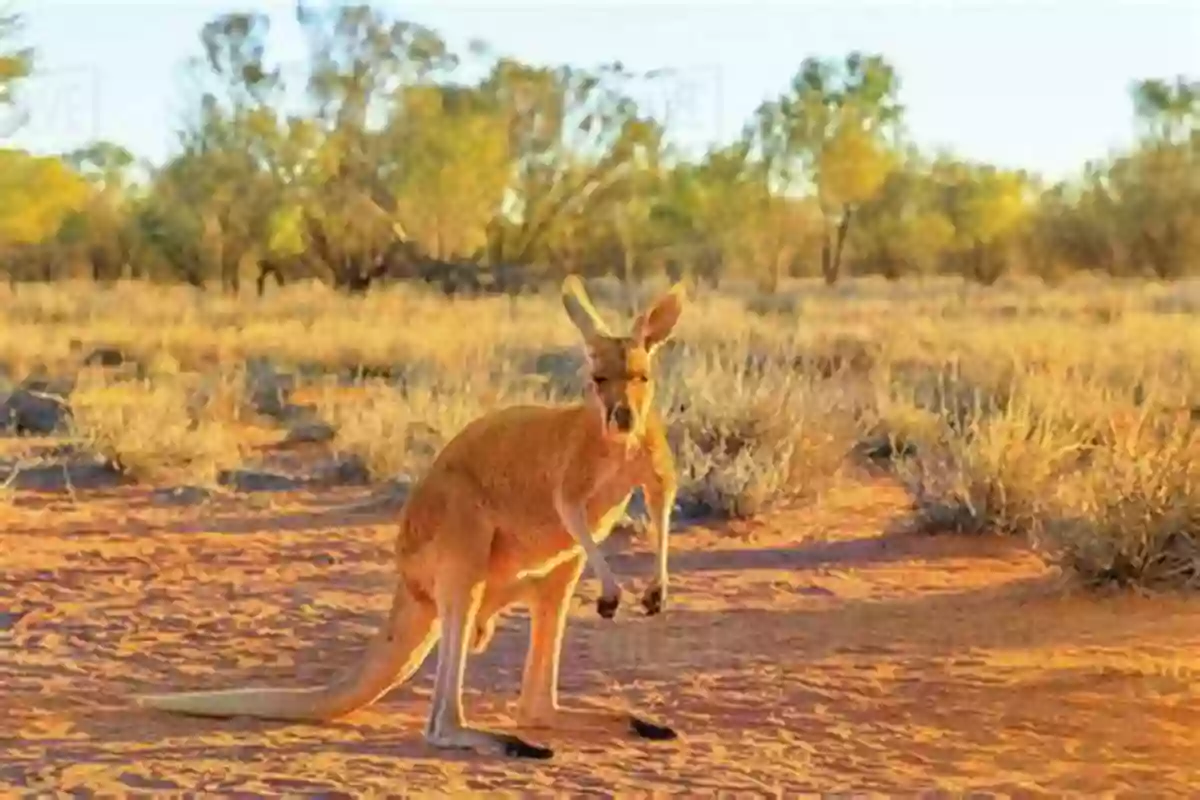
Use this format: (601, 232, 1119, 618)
(284, 420, 337, 444)
(0, 389, 70, 435)
(218, 469, 307, 493)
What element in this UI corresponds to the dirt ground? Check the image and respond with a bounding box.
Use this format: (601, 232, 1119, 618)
(5, 468, 1200, 795)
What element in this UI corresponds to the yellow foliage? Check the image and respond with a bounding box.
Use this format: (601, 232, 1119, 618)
(391, 86, 512, 260)
(0, 149, 91, 246)
(937, 161, 1031, 248)
(965, 170, 1028, 244)
(818, 124, 895, 208)
(265, 203, 306, 259)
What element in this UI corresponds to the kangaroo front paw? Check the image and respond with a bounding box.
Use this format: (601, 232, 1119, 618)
(641, 583, 666, 616)
(597, 593, 620, 619)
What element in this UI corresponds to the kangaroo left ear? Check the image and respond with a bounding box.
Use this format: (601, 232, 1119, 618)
(634, 282, 686, 353)
(562, 274, 612, 341)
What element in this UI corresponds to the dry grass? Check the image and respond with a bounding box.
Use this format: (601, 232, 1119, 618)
(0, 274, 1198, 587)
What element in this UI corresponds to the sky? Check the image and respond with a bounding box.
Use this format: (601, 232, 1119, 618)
(6, 0, 1199, 181)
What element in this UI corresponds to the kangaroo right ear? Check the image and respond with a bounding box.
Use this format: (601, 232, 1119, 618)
(633, 281, 686, 353)
(561, 275, 612, 340)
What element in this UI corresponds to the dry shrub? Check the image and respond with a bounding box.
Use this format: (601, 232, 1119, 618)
(896, 408, 1088, 535)
(68, 369, 247, 486)
(1037, 409, 1200, 588)
(310, 377, 553, 483)
(794, 334, 881, 380)
(853, 397, 941, 463)
(886, 370, 1101, 535)
(310, 382, 447, 482)
(667, 352, 858, 519)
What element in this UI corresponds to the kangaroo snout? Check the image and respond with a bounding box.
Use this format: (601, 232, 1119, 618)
(609, 404, 634, 433)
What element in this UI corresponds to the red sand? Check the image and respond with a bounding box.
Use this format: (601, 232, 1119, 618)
(5, 475, 1200, 794)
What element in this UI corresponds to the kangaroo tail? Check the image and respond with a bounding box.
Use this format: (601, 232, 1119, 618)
(136, 581, 438, 722)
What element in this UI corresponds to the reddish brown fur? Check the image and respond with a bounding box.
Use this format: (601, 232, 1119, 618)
(135, 276, 687, 760)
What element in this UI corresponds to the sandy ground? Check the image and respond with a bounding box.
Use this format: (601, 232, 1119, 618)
(5, 467, 1200, 795)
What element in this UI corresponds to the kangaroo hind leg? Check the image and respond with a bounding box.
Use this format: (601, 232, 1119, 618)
(422, 538, 553, 759)
(516, 553, 677, 741)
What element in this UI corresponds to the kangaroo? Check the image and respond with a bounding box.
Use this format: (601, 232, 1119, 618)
(135, 275, 686, 760)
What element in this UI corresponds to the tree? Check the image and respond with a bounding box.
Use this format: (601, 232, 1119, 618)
(850, 150, 955, 279)
(0, 148, 90, 283)
(932, 157, 1032, 285)
(57, 141, 140, 281)
(388, 83, 510, 261)
(1022, 180, 1099, 280)
(751, 52, 902, 286)
(1106, 77, 1200, 279)
(288, 3, 465, 290)
(12, 2, 1193, 295)
(647, 141, 821, 289)
(1132, 76, 1200, 146)
(479, 58, 669, 272)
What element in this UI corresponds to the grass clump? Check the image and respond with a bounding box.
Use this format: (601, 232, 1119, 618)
(308, 377, 555, 483)
(68, 370, 248, 487)
(309, 381, 450, 483)
(666, 347, 859, 519)
(884, 366, 1123, 535)
(895, 403, 1091, 536)
(1037, 408, 1200, 589)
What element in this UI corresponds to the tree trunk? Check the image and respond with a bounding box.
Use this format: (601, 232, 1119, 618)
(971, 239, 1005, 286)
(769, 249, 785, 293)
(256, 259, 286, 297)
(822, 207, 854, 286)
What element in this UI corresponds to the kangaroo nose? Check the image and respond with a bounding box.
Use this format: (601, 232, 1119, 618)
(611, 405, 633, 432)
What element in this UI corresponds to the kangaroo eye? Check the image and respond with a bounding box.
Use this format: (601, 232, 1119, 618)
(630, 374, 648, 384)
(593, 376, 608, 386)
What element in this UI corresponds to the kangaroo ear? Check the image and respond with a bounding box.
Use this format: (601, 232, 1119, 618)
(561, 275, 612, 340)
(633, 282, 686, 353)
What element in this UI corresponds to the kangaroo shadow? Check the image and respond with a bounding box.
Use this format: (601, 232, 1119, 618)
(41, 563, 1199, 760)
(607, 519, 1027, 577)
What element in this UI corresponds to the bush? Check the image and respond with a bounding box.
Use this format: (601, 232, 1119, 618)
(69, 370, 247, 486)
(1037, 408, 1200, 588)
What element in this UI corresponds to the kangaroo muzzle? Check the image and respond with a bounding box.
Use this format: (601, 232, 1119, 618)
(608, 404, 634, 433)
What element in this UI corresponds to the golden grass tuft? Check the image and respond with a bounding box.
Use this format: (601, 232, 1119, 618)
(67, 369, 248, 487)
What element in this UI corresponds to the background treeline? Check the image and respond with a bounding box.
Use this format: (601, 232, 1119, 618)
(1, 3, 1197, 295)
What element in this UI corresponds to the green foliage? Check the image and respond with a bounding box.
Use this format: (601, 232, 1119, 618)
(389, 84, 511, 260)
(749, 53, 904, 285)
(265, 202, 306, 259)
(1132, 76, 1200, 144)
(850, 153, 954, 278)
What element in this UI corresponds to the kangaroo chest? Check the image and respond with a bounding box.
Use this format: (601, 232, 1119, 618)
(495, 453, 642, 578)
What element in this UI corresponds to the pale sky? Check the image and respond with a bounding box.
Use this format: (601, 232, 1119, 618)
(6, 0, 1199, 180)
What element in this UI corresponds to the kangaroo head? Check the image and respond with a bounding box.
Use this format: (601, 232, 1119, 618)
(561, 275, 686, 443)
